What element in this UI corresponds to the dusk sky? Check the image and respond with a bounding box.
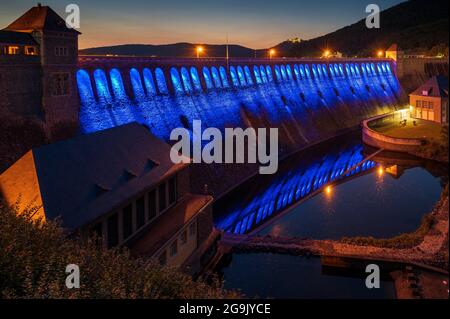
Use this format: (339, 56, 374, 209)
(1, 0, 404, 49)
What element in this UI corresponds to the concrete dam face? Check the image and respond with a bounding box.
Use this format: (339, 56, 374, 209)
(77, 57, 405, 195)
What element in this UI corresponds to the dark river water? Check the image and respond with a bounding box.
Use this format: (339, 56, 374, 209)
(214, 132, 447, 299)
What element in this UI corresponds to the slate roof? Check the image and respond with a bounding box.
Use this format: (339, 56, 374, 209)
(4, 5, 81, 34)
(0, 123, 189, 231)
(0, 30, 37, 45)
(410, 75, 449, 98)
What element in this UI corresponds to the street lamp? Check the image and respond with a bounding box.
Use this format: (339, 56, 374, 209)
(196, 46, 203, 58)
(323, 50, 331, 58)
(377, 50, 384, 58)
(269, 49, 275, 59)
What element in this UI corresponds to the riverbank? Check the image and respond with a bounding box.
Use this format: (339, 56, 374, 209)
(221, 185, 449, 271)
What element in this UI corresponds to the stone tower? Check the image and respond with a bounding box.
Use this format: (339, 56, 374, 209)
(5, 4, 81, 139)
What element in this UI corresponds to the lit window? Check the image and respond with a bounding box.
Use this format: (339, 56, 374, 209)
(416, 100, 422, 108)
(25, 46, 36, 55)
(8, 46, 20, 55)
(428, 102, 433, 109)
(170, 240, 178, 256)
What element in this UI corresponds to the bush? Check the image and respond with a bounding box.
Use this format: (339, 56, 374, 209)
(0, 202, 239, 299)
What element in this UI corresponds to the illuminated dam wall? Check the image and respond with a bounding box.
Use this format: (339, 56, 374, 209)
(77, 57, 405, 195)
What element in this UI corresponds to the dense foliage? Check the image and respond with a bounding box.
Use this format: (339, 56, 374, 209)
(0, 202, 238, 299)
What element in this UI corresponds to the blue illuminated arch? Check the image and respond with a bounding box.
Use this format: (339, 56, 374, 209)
(109, 68, 125, 98)
(253, 66, 262, 84)
(76, 69, 94, 101)
(180, 67, 193, 93)
(293, 65, 300, 80)
(260, 65, 268, 83)
(244, 66, 253, 85)
(237, 66, 247, 86)
(143, 68, 157, 95)
(93, 69, 111, 99)
(202, 67, 214, 90)
(299, 64, 305, 78)
(219, 66, 229, 87)
(312, 64, 319, 78)
(130, 68, 145, 97)
(211, 67, 222, 88)
(304, 64, 311, 78)
(155, 68, 168, 94)
(265, 66, 273, 82)
(229, 66, 239, 87)
(286, 65, 293, 81)
(274, 65, 282, 82)
(190, 67, 202, 92)
(322, 64, 328, 78)
(170, 68, 184, 94)
(280, 65, 287, 81)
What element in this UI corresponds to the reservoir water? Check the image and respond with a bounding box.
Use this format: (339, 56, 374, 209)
(214, 132, 447, 298)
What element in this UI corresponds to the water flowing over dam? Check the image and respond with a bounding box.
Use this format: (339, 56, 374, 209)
(77, 57, 405, 195)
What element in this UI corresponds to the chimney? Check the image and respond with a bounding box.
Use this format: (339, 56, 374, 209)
(37, 3, 42, 8)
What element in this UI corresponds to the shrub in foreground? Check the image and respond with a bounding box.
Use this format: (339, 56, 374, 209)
(0, 202, 239, 299)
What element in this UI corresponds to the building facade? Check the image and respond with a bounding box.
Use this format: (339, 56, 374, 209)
(0, 4, 80, 138)
(409, 75, 449, 124)
(0, 123, 218, 273)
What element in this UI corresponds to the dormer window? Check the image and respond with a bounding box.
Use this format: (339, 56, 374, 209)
(7, 46, 20, 55)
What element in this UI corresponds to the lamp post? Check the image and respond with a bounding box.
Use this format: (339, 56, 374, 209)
(196, 46, 203, 59)
(377, 50, 384, 58)
(269, 49, 275, 59)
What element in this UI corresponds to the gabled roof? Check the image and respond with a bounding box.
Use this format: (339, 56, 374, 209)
(0, 123, 189, 231)
(410, 75, 449, 98)
(0, 30, 38, 45)
(4, 5, 80, 35)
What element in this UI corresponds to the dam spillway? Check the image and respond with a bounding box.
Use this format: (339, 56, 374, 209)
(76, 57, 405, 195)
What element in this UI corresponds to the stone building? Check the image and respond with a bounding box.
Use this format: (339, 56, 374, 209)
(0, 4, 80, 138)
(409, 75, 449, 124)
(0, 122, 218, 274)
